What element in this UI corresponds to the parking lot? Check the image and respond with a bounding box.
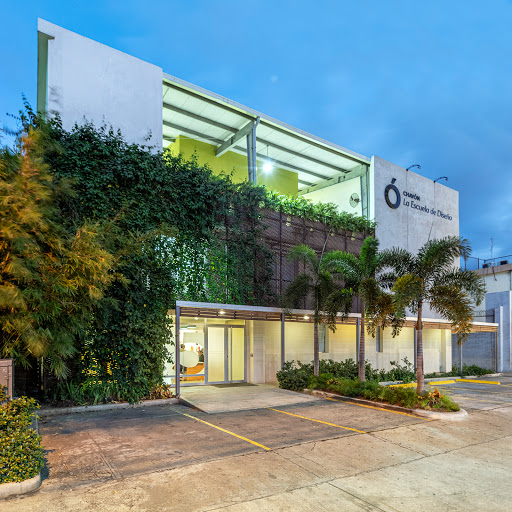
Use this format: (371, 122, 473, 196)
(7, 375, 512, 511)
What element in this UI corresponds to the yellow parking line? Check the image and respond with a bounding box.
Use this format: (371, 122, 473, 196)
(389, 383, 416, 388)
(178, 411, 271, 451)
(456, 379, 500, 385)
(428, 380, 455, 385)
(439, 387, 512, 395)
(267, 407, 366, 433)
(450, 396, 512, 405)
(324, 397, 431, 420)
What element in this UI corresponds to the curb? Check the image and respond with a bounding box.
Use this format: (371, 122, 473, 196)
(304, 389, 467, 421)
(0, 472, 41, 499)
(39, 397, 179, 417)
(380, 373, 503, 387)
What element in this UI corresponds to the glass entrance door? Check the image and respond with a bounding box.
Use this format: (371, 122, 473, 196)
(206, 326, 246, 384)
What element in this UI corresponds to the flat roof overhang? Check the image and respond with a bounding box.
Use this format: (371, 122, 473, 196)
(172, 301, 498, 333)
(162, 74, 370, 191)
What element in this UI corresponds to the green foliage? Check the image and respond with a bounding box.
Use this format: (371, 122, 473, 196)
(264, 191, 376, 233)
(425, 364, 493, 378)
(0, 125, 116, 377)
(305, 375, 460, 411)
(377, 358, 416, 383)
(382, 236, 486, 393)
(0, 386, 45, 483)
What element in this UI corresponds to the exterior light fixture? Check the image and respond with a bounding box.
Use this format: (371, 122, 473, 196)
(263, 161, 273, 173)
(406, 164, 421, 171)
(194, 317, 199, 320)
(433, 176, 448, 183)
(304, 315, 310, 320)
(219, 310, 225, 315)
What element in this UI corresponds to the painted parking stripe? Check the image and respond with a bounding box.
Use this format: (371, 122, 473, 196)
(446, 395, 512, 405)
(324, 397, 431, 420)
(175, 410, 271, 451)
(455, 379, 500, 385)
(267, 407, 366, 433)
(439, 387, 512, 395)
(428, 380, 455, 385)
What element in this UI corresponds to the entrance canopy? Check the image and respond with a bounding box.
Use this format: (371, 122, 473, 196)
(162, 74, 370, 191)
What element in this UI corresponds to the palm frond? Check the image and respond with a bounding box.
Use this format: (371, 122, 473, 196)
(359, 236, 380, 275)
(322, 250, 360, 284)
(323, 288, 354, 331)
(392, 273, 423, 314)
(418, 236, 469, 275)
(432, 269, 485, 306)
(380, 247, 415, 276)
(287, 244, 318, 272)
(281, 272, 312, 311)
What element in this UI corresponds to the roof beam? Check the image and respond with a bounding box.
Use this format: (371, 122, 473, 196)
(162, 121, 325, 183)
(163, 102, 236, 134)
(163, 79, 368, 166)
(298, 164, 368, 195)
(255, 137, 351, 174)
(216, 121, 254, 157)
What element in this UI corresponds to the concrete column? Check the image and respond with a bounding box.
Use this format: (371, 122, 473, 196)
(175, 305, 180, 397)
(356, 318, 360, 364)
(281, 313, 285, 369)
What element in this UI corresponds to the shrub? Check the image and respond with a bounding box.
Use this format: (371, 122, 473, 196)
(378, 358, 416, 383)
(425, 364, 493, 379)
(306, 374, 460, 411)
(0, 386, 45, 484)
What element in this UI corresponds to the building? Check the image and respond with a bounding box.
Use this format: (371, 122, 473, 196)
(35, 19, 496, 390)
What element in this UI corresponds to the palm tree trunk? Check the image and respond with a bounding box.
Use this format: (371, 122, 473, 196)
(314, 322, 319, 377)
(358, 306, 365, 382)
(416, 303, 424, 394)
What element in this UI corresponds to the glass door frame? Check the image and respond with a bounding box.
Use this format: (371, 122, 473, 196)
(205, 324, 246, 384)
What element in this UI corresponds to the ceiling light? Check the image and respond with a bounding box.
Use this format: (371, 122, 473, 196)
(219, 310, 225, 315)
(194, 317, 199, 320)
(263, 161, 273, 173)
(304, 315, 310, 320)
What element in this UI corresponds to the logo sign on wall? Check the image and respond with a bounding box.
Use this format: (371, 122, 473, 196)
(384, 178, 401, 209)
(384, 178, 453, 221)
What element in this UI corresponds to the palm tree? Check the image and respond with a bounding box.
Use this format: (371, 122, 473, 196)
(381, 236, 485, 394)
(281, 244, 351, 377)
(323, 236, 401, 382)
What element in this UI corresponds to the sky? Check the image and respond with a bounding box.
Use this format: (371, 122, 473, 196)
(1, 1, 511, 260)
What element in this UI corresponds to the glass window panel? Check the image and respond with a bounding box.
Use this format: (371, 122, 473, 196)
(207, 327, 225, 382)
(230, 328, 245, 381)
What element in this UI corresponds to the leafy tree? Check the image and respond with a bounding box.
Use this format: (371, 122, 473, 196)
(323, 237, 402, 382)
(281, 244, 352, 377)
(381, 236, 485, 394)
(0, 126, 115, 377)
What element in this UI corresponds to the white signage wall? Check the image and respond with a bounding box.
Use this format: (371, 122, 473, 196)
(38, 19, 163, 149)
(370, 156, 459, 255)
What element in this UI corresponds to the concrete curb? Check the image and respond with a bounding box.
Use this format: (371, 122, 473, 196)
(0, 472, 41, 498)
(305, 389, 468, 421)
(39, 397, 179, 417)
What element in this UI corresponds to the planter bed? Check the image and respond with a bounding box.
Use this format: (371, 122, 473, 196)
(305, 389, 468, 421)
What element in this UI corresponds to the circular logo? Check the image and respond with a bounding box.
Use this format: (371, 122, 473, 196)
(384, 179, 401, 209)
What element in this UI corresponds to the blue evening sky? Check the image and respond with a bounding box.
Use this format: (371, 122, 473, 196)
(1, 1, 511, 259)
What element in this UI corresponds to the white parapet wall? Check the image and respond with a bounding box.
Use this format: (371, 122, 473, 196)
(37, 19, 163, 149)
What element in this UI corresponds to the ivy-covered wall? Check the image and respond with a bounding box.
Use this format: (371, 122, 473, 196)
(38, 119, 374, 400)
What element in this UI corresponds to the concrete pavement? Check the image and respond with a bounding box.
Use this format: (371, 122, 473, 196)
(5, 377, 512, 511)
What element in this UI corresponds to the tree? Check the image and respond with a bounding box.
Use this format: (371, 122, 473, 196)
(381, 236, 485, 394)
(281, 244, 350, 377)
(0, 126, 115, 377)
(324, 236, 402, 382)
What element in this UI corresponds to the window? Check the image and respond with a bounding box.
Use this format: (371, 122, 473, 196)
(319, 324, 329, 353)
(376, 327, 383, 353)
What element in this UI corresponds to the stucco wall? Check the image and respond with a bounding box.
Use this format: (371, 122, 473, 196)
(38, 19, 163, 149)
(371, 156, 459, 255)
(302, 177, 362, 216)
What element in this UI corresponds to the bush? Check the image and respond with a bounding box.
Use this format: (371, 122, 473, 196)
(277, 359, 378, 391)
(378, 358, 416, 383)
(425, 364, 493, 379)
(305, 374, 460, 411)
(0, 386, 45, 484)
